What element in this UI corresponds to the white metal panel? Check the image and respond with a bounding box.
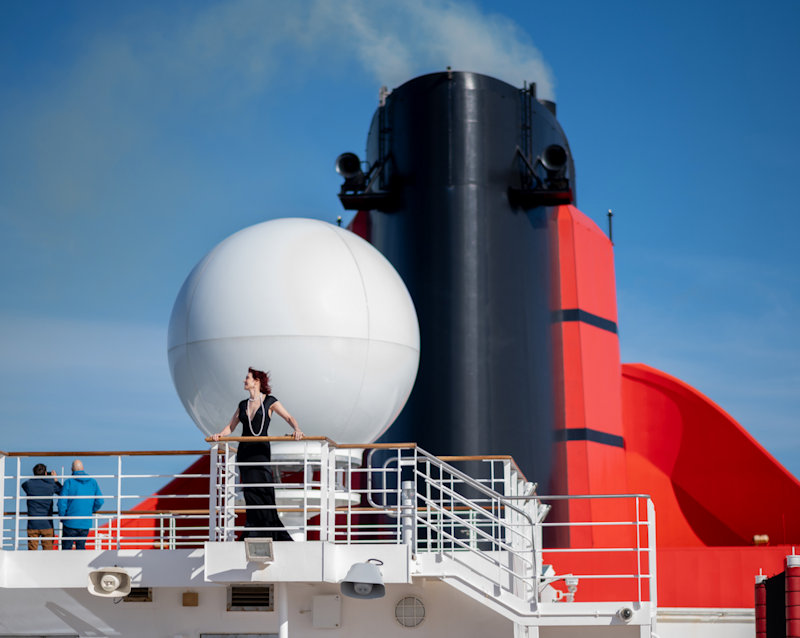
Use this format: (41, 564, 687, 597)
(203, 541, 410, 585)
(312, 594, 341, 629)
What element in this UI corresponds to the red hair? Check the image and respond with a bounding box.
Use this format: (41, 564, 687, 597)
(248, 367, 271, 394)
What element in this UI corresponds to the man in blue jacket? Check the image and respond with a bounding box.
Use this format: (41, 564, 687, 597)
(58, 459, 104, 550)
(22, 463, 62, 550)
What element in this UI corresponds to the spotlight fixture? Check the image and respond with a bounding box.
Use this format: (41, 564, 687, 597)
(539, 144, 569, 191)
(335, 152, 396, 210)
(508, 143, 573, 208)
(540, 144, 568, 173)
(616, 607, 634, 622)
(244, 538, 275, 564)
(335, 153, 366, 192)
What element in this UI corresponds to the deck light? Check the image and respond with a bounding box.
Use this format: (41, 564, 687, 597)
(617, 607, 634, 622)
(565, 575, 579, 601)
(244, 538, 274, 564)
(340, 559, 385, 599)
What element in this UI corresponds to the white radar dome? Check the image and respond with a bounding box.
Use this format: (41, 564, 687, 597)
(168, 217, 420, 444)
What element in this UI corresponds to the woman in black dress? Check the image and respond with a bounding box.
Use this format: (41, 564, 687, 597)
(212, 368, 304, 540)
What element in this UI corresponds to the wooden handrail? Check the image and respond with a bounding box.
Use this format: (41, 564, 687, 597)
(203, 436, 418, 450)
(5, 450, 211, 457)
(204, 435, 336, 444)
(3, 442, 526, 481)
(335, 442, 418, 450)
(6, 503, 507, 518)
(101, 509, 210, 516)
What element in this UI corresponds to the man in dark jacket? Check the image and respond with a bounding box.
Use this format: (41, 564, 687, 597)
(22, 463, 62, 550)
(58, 459, 104, 550)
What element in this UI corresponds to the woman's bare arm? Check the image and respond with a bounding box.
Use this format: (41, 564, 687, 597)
(270, 401, 304, 440)
(211, 410, 239, 441)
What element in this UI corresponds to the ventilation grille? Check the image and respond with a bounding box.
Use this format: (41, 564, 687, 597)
(124, 587, 153, 602)
(227, 584, 275, 611)
(395, 596, 425, 628)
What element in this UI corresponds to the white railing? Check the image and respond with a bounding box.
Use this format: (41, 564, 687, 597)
(1, 450, 212, 551)
(1, 441, 656, 606)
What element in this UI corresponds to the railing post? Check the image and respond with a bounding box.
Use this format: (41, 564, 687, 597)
(116, 455, 123, 550)
(395, 449, 402, 543)
(208, 443, 218, 541)
(532, 498, 543, 605)
(647, 498, 658, 612)
(302, 441, 310, 541)
(503, 459, 520, 598)
(503, 459, 513, 545)
(635, 496, 642, 603)
(225, 444, 237, 541)
(328, 441, 338, 543)
(318, 441, 330, 543)
(169, 515, 176, 550)
(401, 480, 415, 547)
(14, 457, 21, 551)
(424, 457, 432, 553)
(0, 454, 5, 550)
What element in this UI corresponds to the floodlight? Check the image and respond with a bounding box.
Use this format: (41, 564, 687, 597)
(244, 538, 275, 564)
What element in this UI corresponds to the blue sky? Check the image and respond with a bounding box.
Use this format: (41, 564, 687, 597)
(1, 0, 798, 479)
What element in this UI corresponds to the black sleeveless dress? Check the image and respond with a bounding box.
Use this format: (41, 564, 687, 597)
(236, 395, 293, 541)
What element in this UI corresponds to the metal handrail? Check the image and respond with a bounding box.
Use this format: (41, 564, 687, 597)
(363, 447, 537, 529)
(5, 450, 211, 457)
(412, 470, 532, 551)
(354, 446, 540, 603)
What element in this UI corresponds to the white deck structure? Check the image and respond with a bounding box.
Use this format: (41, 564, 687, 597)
(2, 438, 662, 637)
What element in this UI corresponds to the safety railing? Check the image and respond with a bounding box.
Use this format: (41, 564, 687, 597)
(1, 450, 211, 550)
(1, 441, 656, 607)
(533, 493, 657, 606)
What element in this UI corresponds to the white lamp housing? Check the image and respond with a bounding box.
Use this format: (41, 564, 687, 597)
(340, 560, 385, 599)
(87, 567, 132, 598)
(244, 538, 274, 564)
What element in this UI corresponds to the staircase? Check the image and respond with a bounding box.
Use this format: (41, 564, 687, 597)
(363, 446, 656, 633)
